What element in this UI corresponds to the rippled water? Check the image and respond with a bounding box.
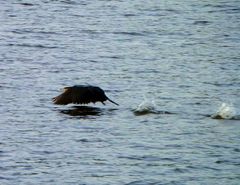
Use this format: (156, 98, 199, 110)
(1, 0, 240, 184)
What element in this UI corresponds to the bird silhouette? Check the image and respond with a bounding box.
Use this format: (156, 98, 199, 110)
(52, 85, 119, 106)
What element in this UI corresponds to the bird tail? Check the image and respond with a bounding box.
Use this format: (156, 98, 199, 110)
(107, 98, 119, 106)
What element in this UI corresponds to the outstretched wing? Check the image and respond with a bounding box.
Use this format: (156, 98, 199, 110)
(52, 86, 98, 105)
(52, 85, 119, 105)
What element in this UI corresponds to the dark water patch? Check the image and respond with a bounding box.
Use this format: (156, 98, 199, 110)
(112, 31, 146, 37)
(193, 20, 211, 25)
(75, 138, 104, 143)
(7, 43, 59, 49)
(204, 81, 239, 88)
(133, 69, 160, 74)
(118, 155, 178, 162)
(140, 7, 180, 15)
(30, 150, 57, 155)
(18, 3, 35, 6)
(6, 14, 17, 18)
(124, 180, 147, 185)
(202, 166, 220, 171)
(208, 144, 236, 150)
(11, 29, 59, 35)
(226, 7, 240, 13)
(129, 143, 165, 150)
(215, 159, 240, 165)
(58, 0, 80, 5)
(125, 179, 169, 185)
(165, 144, 183, 148)
(99, 55, 124, 60)
(123, 13, 137, 17)
(233, 148, 240, 152)
(80, 29, 100, 34)
(173, 167, 189, 173)
(87, 59, 98, 63)
(0, 150, 11, 158)
(207, 6, 240, 13)
(164, 8, 180, 13)
(0, 176, 14, 180)
(203, 3, 240, 9)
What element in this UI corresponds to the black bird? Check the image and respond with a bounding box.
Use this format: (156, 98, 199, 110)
(52, 85, 119, 106)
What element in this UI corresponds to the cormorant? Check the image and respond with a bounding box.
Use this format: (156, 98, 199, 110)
(52, 85, 119, 106)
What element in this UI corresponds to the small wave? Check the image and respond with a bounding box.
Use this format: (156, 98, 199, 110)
(18, 3, 35, 6)
(193, 20, 211, 25)
(7, 43, 58, 49)
(211, 103, 239, 120)
(123, 13, 137, 17)
(112, 31, 145, 36)
(11, 28, 61, 35)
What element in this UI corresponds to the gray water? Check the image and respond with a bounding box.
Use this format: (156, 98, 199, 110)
(1, 0, 240, 184)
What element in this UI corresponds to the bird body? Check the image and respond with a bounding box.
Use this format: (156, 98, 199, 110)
(52, 85, 119, 106)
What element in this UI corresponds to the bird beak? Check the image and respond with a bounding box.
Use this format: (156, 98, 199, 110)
(107, 98, 119, 106)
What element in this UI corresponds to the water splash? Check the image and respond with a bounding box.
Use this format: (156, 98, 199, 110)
(133, 99, 158, 115)
(211, 103, 237, 119)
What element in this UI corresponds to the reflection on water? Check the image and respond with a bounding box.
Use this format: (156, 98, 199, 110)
(59, 106, 103, 117)
(58, 106, 118, 118)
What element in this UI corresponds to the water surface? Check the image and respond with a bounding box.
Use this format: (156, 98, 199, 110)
(0, 0, 240, 184)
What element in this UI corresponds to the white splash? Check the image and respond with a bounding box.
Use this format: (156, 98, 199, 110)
(134, 99, 157, 115)
(211, 102, 236, 119)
